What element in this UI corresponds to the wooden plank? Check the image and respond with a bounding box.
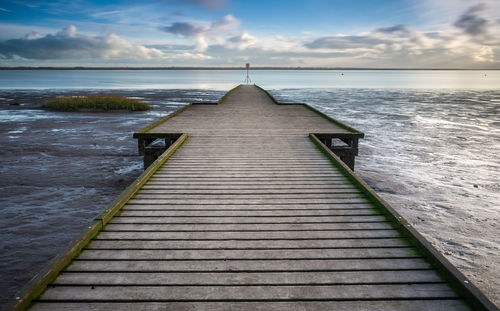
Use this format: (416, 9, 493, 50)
(108, 215, 387, 224)
(102, 222, 393, 231)
(146, 178, 350, 183)
(53, 270, 443, 285)
(148, 177, 349, 182)
(141, 184, 357, 189)
(160, 164, 336, 168)
(132, 193, 364, 200)
(156, 168, 342, 173)
(150, 174, 345, 178)
(29, 300, 472, 311)
(77, 248, 419, 260)
(37, 284, 458, 300)
(122, 203, 374, 210)
(87, 237, 408, 249)
(126, 198, 371, 205)
(136, 188, 361, 194)
(117, 209, 379, 217)
(96, 229, 400, 239)
(65, 258, 432, 272)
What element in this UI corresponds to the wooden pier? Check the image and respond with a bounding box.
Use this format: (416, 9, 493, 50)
(7, 85, 496, 310)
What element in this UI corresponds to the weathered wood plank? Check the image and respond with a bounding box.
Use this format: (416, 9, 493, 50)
(150, 173, 345, 178)
(136, 188, 361, 194)
(77, 248, 419, 260)
(147, 179, 351, 184)
(108, 215, 387, 224)
(103, 222, 393, 231)
(117, 209, 379, 217)
(131, 193, 364, 200)
(141, 184, 357, 190)
(29, 300, 471, 311)
(38, 284, 458, 300)
(53, 270, 443, 285)
(146, 178, 352, 183)
(126, 198, 371, 205)
(96, 229, 401, 239)
(123, 203, 374, 210)
(65, 258, 432, 272)
(87, 237, 408, 249)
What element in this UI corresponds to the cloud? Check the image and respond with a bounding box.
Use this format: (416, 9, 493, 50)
(472, 46, 495, 62)
(302, 5, 499, 68)
(173, 52, 213, 60)
(161, 22, 208, 37)
(212, 14, 240, 30)
(454, 4, 489, 35)
(0, 7, 11, 12)
(0, 25, 164, 59)
(305, 35, 386, 49)
(227, 32, 257, 50)
(375, 24, 412, 36)
(161, 14, 246, 51)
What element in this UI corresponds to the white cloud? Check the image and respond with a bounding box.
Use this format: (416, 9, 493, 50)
(0, 25, 164, 59)
(212, 14, 240, 30)
(473, 46, 496, 62)
(174, 52, 213, 60)
(226, 32, 257, 50)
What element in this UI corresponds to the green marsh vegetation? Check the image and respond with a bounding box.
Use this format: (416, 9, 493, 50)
(43, 95, 150, 111)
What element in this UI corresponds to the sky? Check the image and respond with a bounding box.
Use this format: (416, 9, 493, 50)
(0, 0, 499, 68)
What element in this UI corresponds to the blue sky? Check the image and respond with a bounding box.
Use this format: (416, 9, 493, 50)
(0, 0, 498, 67)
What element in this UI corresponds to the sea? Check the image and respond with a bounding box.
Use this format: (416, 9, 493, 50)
(0, 69, 499, 306)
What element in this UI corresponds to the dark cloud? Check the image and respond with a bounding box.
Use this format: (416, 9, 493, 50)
(305, 35, 386, 49)
(375, 24, 411, 35)
(0, 26, 162, 59)
(160, 22, 207, 37)
(160, 15, 239, 38)
(454, 4, 489, 35)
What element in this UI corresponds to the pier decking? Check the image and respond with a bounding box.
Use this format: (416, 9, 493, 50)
(9, 85, 496, 310)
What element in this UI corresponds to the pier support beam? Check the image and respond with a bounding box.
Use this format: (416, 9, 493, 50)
(133, 133, 183, 169)
(315, 134, 359, 170)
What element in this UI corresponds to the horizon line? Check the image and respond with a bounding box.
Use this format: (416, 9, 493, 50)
(0, 66, 498, 71)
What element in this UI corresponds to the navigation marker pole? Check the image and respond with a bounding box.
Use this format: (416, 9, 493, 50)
(244, 63, 252, 84)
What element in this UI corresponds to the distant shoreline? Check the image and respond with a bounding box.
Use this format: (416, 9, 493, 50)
(0, 67, 498, 70)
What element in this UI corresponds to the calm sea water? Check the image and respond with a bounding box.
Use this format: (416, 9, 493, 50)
(0, 70, 499, 306)
(0, 69, 499, 89)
